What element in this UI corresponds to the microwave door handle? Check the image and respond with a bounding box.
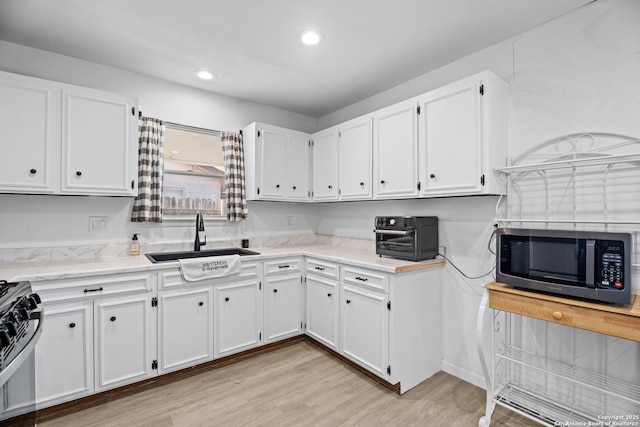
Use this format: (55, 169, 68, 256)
(586, 240, 596, 288)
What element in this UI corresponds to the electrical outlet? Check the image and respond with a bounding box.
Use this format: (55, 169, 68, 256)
(89, 216, 108, 232)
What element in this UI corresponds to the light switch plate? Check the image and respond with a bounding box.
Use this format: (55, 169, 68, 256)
(89, 216, 108, 232)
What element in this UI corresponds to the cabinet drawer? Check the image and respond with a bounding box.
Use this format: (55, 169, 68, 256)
(158, 262, 260, 290)
(342, 266, 388, 293)
(33, 272, 154, 304)
(264, 258, 302, 275)
(306, 258, 339, 280)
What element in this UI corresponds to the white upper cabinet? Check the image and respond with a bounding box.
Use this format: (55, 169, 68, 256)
(243, 122, 311, 201)
(311, 126, 339, 201)
(373, 100, 420, 199)
(0, 72, 60, 193)
(339, 116, 372, 200)
(417, 70, 507, 196)
(61, 87, 138, 196)
(0, 71, 139, 196)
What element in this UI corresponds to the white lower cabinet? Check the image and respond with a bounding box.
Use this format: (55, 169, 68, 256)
(158, 286, 213, 374)
(94, 293, 156, 391)
(214, 279, 262, 358)
(306, 275, 339, 351)
(35, 300, 94, 407)
(264, 272, 302, 343)
(341, 284, 389, 379)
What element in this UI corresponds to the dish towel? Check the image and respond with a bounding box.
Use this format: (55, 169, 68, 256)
(179, 255, 241, 282)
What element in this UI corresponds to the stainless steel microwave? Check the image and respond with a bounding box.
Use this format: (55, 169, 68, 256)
(496, 228, 632, 304)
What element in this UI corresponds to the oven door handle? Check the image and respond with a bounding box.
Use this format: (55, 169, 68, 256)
(374, 229, 414, 236)
(0, 309, 44, 388)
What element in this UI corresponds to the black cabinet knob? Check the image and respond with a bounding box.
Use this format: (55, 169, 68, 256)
(430, 174, 436, 179)
(327, 293, 332, 297)
(69, 322, 76, 329)
(380, 180, 385, 184)
(292, 186, 296, 190)
(76, 171, 82, 176)
(276, 184, 280, 189)
(225, 297, 230, 302)
(30, 168, 37, 174)
(360, 182, 365, 186)
(199, 301, 204, 306)
(328, 185, 332, 189)
(110, 316, 116, 322)
(346, 299, 351, 304)
(273, 289, 278, 293)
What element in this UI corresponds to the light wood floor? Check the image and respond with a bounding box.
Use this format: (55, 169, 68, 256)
(38, 340, 538, 426)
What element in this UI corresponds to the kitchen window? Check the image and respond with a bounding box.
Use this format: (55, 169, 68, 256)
(162, 123, 225, 219)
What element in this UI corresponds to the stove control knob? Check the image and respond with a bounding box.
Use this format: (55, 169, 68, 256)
(0, 331, 10, 348)
(30, 293, 42, 304)
(26, 297, 38, 310)
(7, 312, 18, 324)
(4, 321, 17, 337)
(18, 308, 29, 321)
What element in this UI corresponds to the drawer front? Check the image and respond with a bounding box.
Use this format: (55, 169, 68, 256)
(264, 258, 302, 275)
(488, 290, 640, 342)
(342, 266, 388, 293)
(33, 272, 154, 304)
(306, 258, 339, 280)
(158, 261, 261, 289)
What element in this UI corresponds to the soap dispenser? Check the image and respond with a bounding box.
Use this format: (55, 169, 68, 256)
(130, 234, 140, 256)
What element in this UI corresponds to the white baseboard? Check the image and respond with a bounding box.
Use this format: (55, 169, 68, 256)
(442, 360, 486, 390)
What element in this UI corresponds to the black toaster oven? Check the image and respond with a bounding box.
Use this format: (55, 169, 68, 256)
(374, 216, 438, 262)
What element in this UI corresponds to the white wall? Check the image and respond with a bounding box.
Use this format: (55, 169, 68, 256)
(317, 0, 640, 388)
(0, 41, 319, 248)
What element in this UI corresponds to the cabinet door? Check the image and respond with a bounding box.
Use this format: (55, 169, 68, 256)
(264, 273, 302, 343)
(312, 128, 339, 201)
(158, 287, 213, 373)
(339, 117, 372, 200)
(258, 126, 286, 199)
(419, 75, 481, 195)
(286, 132, 310, 201)
(306, 275, 339, 351)
(95, 293, 155, 391)
(61, 87, 138, 196)
(341, 285, 389, 379)
(0, 73, 60, 193)
(35, 301, 94, 407)
(214, 279, 261, 358)
(373, 100, 419, 198)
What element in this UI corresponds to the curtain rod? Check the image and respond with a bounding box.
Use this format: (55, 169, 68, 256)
(164, 121, 222, 137)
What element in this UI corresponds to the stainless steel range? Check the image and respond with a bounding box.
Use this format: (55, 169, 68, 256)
(0, 280, 43, 426)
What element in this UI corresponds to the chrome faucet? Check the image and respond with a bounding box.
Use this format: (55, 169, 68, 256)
(194, 211, 207, 251)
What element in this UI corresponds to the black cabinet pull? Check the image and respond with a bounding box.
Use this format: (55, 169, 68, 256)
(292, 186, 296, 190)
(327, 293, 332, 297)
(110, 316, 116, 322)
(69, 322, 76, 328)
(199, 301, 204, 306)
(131, 180, 135, 190)
(273, 289, 278, 293)
(278, 265, 290, 269)
(225, 297, 230, 302)
(30, 168, 37, 174)
(355, 276, 368, 282)
(360, 182, 365, 186)
(328, 185, 332, 189)
(430, 174, 436, 179)
(76, 171, 82, 176)
(380, 180, 385, 184)
(315, 266, 325, 271)
(346, 299, 351, 304)
(83, 287, 103, 293)
(276, 184, 280, 189)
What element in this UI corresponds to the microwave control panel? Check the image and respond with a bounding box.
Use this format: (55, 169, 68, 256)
(597, 240, 624, 290)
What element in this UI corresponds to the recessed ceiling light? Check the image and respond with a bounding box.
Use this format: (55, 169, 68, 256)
(195, 70, 216, 80)
(299, 30, 323, 46)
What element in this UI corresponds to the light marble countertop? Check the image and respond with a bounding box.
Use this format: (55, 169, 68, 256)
(0, 243, 445, 283)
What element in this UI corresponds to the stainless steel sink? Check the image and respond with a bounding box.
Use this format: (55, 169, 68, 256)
(145, 248, 260, 263)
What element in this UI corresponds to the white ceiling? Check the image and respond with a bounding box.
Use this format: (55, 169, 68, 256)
(0, 0, 594, 118)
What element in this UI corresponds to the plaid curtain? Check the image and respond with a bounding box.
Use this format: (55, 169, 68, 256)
(222, 131, 248, 222)
(131, 117, 165, 222)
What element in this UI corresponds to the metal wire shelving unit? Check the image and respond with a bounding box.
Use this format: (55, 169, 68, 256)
(477, 133, 640, 426)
